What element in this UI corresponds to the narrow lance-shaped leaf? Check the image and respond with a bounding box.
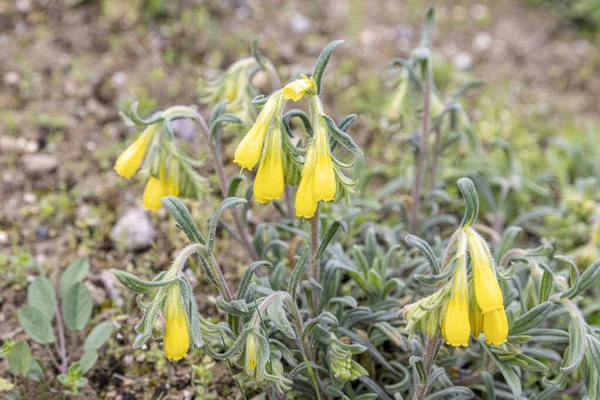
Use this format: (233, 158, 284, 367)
(316, 220, 348, 260)
(457, 178, 479, 227)
(510, 301, 553, 336)
(323, 114, 362, 155)
(555, 255, 580, 298)
(162, 196, 206, 245)
(313, 40, 344, 94)
(111, 269, 176, 294)
(405, 234, 440, 275)
(208, 197, 247, 253)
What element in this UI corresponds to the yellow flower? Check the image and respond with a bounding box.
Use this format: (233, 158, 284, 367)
(283, 76, 315, 102)
(114, 124, 157, 179)
(163, 284, 189, 361)
(143, 175, 169, 211)
(245, 332, 258, 375)
(469, 302, 484, 339)
(295, 117, 336, 218)
(165, 162, 180, 198)
(442, 263, 470, 347)
(254, 124, 284, 203)
(483, 309, 508, 345)
(466, 228, 504, 313)
(234, 91, 283, 170)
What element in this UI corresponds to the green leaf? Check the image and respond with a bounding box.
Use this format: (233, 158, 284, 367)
(510, 301, 553, 335)
(288, 247, 309, 303)
(111, 269, 176, 294)
(539, 270, 554, 302)
(79, 350, 98, 374)
(236, 260, 272, 300)
(457, 178, 479, 227)
(420, 6, 436, 46)
(555, 255, 580, 298)
(227, 175, 246, 198)
(487, 350, 522, 397)
(17, 306, 55, 344)
(62, 283, 93, 331)
(59, 257, 89, 299)
(266, 296, 296, 339)
(405, 234, 440, 275)
(28, 276, 56, 320)
(481, 371, 495, 400)
(208, 197, 247, 253)
(315, 220, 348, 260)
(570, 259, 600, 297)
(84, 321, 114, 351)
(8, 341, 32, 377)
(561, 317, 585, 373)
(283, 109, 314, 137)
(162, 196, 206, 245)
(323, 115, 362, 154)
(425, 387, 474, 400)
(586, 334, 600, 375)
(312, 40, 344, 94)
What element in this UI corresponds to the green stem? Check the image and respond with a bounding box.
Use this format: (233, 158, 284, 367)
(410, 53, 433, 235)
(309, 204, 321, 315)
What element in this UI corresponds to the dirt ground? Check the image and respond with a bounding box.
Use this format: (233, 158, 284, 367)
(1, 0, 599, 398)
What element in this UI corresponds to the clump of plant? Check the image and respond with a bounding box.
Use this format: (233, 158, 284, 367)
(107, 7, 600, 400)
(1, 258, 114, 398)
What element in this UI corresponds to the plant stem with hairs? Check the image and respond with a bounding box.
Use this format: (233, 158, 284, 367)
(309, 204, 321, 314)
(410, 54, 433, 235)
(190, 109, 260, 262)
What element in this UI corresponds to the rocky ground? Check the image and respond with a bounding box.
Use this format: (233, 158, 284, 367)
(1, 0, 599, 398)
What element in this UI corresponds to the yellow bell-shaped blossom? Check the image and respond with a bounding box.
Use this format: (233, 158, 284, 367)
(114, 124, 157, 179)
(283, 75, 315, 102)
(143, 173, 169, 211)
(441, 263, 470, 347)
(466, 228, 504, 313)
(295, 117, 336, 218)
(234, 91, 283, 170)
(245, 331, 258, 375)
(163, 284, 189, 361)
(469, 302, 484, 339)
(483, 309, 508, 345)
(254, 124, 284, 203)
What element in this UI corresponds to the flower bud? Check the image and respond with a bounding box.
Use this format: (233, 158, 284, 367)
(114, 124, 157, 179)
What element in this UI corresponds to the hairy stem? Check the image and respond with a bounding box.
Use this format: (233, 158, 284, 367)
(309, 203, 321, 314)
(429, 124, 442, 191)
(414, 334, 440, 400)
(54, 300, 68, 374)
(189, 109, 259, 262)
(410, 55, 433, 235)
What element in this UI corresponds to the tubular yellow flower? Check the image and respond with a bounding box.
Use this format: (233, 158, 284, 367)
(165, 163, 180, 198)
(442, 263, 470, 347)
(143, 175, 169, 211)
(483, 309, 508, 346)
(234, 91, 283, 170)
(245, 332, 258, 375)
(114, 124, 157, 179)
(283, 76, 315, 102)
(163, 284, 189, 361)
(254, 125, 284, 203)
(466, 228, 505, 313)
(469, 302, 484, 339)
(295, 116, 336, 218)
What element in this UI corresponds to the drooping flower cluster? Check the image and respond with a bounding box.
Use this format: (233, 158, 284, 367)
(404, 228, 509, 347)
(233, 76, 358, 218)
(200, 57, 260, 126)
(114, 106, 207, 212)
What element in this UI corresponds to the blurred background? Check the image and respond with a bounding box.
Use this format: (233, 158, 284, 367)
(1, 0, 599, 398)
